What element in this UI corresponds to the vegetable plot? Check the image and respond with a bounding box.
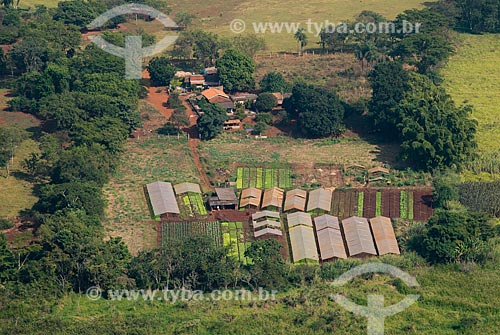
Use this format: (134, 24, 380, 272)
(236, 167, 293, 189)
(161, 221, 221, 247)
(221, 222, 252, 264)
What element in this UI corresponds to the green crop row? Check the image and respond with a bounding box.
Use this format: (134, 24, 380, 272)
(375, 192, 382, 217)
(357, 192, 364, 217)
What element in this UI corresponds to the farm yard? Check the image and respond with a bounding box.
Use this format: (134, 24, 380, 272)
(236, 167, 293, 189)
(161, 221, 222, 247)
(221, 221, 252, 264)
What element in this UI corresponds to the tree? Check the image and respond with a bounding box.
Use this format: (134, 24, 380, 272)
(259, 72, 288, 93)
(53, 0, 106, 29)
(255, 93, 278, 112)
(245, 239, 287, 289)
(421, 209, 493, 264)
(170, 107, 190, 127)
(147, 57, 176, 87)
(216, 49, 255, 92)
(354, 42, 378, 73)
(396, 73, 477, 170)
(230, 33, 266, 57)
(294, 28, 307, 55)
(368, 61, 411, 134)
(0, 126, 28, 177)
(196, 101, 228, 140)
(286, 83, 345, 138)
(51, 144, 114, 186)
(175, 11, 196, 29)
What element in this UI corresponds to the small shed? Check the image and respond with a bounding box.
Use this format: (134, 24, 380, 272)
(314, 215, 347, 261)
(252, 210, 282, 237)
(240, 188, 262, 208)
(369, 216, 400, 255)
(262, 187, 284, 210)
(284, 189, 307, 212)
(209, 188, 238, 210)
(307, 188, 333, 212)
(342, 216, 377, 257)
(146, 181, 180, 218)
(254, 228, 283, 238)
(174, 182, 202, 195)
(287, 212, 313, 228)
(289, 226, 319, 263)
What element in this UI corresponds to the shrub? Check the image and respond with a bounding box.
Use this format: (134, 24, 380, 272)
(0, 218, 14, 230)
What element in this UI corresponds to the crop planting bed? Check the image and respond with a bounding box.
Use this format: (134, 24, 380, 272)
(381, 190, 401, 218)
(177, 193, 208, 219)
(330, 189, 358, 219)
(221, 222, 252, 264)
(236, 167, 293, 189)
(412, 190, 434, 221)
(161, 221, 221, 247)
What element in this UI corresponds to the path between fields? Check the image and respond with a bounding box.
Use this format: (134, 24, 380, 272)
(141, 70, 212, 191)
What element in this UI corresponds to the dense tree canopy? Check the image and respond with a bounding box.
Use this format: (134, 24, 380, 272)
(196, 100, 229, 140)
(255, 93, 278, 112)
(147, 57, 176, 87)
(285, 83, 345, 138)
(216, 49, 255, 92)
(396, 73, 477, 171)
(259, 72, 288, 93)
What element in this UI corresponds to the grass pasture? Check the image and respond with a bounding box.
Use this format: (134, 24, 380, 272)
(18, 0, 59, 9)
(0, 90, 40, 219)
(442, 34, 500, 155)
(168, 0, 427, 52)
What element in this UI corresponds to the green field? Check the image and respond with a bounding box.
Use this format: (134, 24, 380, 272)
(168, 0, 427, 52)
(178, 193, 208, 219)
(236, 167, 292, 189)
(18, 0, 59, 9)
(161, 221, 222, 247)
(442, 34, 500, 155)
(221, 221, 252, 264)
(0, 90, 40, 219)
(4, 260, 499, 334)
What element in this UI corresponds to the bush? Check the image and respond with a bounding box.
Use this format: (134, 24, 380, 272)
(0, 218, 14, 230)
(157, 122, 181, 135)
(254, 112, 273, 125)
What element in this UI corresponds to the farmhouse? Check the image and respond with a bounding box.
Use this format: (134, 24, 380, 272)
(240, 187, 263, 209)
(202, 88, 231, 103)
(289, 225, 319, 263)
(307, 188, 333, 213)
(186, 74, 205, 88)
(284, 189, 307, 212)
(342, 216, 377, 257)
(230, 93, 258, 105)
(262, 187, 284, 210)
(252, 210, 282, 237)
(145, 181, 180, 219)
(369, 216, 400, 255)
(209, 188, 239, 210)
(314, 215, 347, 261)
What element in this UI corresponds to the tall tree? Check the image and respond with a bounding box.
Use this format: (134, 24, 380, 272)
(259, 72, 288, 93)
(0, 126, 28, 177)
(196, 101, 228, 140)
(147, 57, 176, 87)
(294, 27, 307, 55)
(216, 49, 255, 92)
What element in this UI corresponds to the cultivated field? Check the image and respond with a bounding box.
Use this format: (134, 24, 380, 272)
(442, 34, 500, 155)
(168, 0, 427, 51)
(102, 102, 199, 253)
(199, 133, 401, 185)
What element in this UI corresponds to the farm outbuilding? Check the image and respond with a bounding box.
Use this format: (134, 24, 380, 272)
(252, 210, 282, 237)
(369, 216, 400, 255)
(289, 226, 319, 263)
(240, 187, 263, 208)
(284, 189, 307, 212)
(174, 182, 202, 195)
(262, 187, 284, 210)
(314, 214, 347, 261)
(307, 188, 333, 212)
(146, 181, 180, 219)
(342, 216, 377, 257)
(287, 212, 313, 228)
(209, 188, 238, 210)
